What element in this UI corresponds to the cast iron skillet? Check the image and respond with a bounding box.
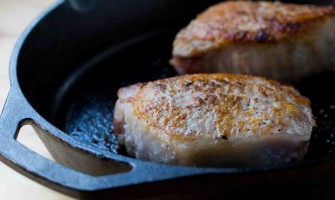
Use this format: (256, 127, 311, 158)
(1, 0, 335, 199)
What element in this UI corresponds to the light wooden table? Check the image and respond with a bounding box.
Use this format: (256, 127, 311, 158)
(0, 0, 74, 199)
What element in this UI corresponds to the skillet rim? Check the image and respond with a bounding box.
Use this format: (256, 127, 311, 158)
(3, 0, 335, 193)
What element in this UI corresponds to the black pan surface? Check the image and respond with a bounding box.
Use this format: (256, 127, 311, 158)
(49, 28, 335, 164)
(50, 30, 177, 155)
(1, 0, 335, 198)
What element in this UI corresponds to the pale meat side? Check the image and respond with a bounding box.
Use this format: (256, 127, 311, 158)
(171, 1, 335, 81)
(113, 74, 315, 168)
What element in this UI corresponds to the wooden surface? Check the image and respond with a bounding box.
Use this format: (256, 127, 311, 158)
(0, 0, 74, 199)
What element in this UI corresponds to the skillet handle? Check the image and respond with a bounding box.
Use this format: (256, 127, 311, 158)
(0, 89, 91, 196)
(0, 90, 146, 197)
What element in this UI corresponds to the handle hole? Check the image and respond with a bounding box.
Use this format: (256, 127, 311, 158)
(16, 121, 133, 177)
(17, 124, 55, 161)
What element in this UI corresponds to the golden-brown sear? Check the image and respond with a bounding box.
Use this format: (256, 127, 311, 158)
(113, 73, 315, 168)
(171, 1, 335, 81)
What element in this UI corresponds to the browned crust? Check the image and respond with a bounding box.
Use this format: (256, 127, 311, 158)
(173, 1, 335, 57)
(126, 74, 312, 142)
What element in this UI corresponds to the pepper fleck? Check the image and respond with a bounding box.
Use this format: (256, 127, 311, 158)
(221, 135, 228, 140)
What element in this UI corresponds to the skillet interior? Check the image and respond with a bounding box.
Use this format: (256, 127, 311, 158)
(15, 0, 335, 169)
(50, 30, 178, 155)
(49, 29, 335, 164)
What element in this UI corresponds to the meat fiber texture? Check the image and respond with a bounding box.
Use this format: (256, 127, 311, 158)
(113, 74, 315, 168)
(170, 1, 335, 82)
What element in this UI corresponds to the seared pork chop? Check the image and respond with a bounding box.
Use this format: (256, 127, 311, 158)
(113, 74, 315, 168)
(170, 1, 335, 81)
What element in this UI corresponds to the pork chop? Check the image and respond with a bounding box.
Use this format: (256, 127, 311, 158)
(113, 74, 315, 168)
(170, 1, 335, 81)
